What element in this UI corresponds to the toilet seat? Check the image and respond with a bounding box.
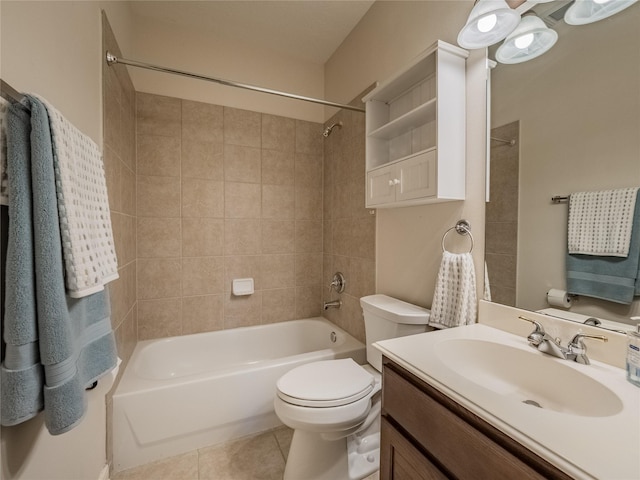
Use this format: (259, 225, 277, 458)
(277, 359, 374, 408)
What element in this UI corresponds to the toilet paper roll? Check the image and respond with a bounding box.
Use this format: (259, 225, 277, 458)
(547, 289, 572, 308)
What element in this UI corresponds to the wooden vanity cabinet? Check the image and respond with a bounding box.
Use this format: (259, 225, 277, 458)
(381, 358, 573, 480)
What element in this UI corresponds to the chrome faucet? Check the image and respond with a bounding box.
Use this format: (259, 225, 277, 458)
(518, 316, 607, 364)
(323, 299, 342, 310)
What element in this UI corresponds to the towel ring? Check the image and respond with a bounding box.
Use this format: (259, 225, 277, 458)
(441, 220, 474, 253)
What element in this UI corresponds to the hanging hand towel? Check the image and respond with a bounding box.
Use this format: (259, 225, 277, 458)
(430, 251, 477, 328)
(1, 97, 117, 435)
(33, 94, 118, 298)
(567, 191, 640, 304)
(568, 188, 639, 257)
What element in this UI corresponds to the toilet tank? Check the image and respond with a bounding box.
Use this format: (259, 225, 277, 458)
(360, 294, 431, 372)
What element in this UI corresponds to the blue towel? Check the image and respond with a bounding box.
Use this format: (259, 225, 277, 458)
(1, 96, 117, 435)
(566, 192, 640, 304)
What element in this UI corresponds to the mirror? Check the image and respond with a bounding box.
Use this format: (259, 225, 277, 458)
(487, 0, 640, 330)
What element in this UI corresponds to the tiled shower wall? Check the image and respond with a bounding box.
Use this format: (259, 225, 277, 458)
(135, 93, 325, 339)
(486, 121, 519, 306)
(322, 108, 375, 344)
(102, 13, 137, 368)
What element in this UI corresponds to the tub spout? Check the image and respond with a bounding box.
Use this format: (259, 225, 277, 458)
(323, 299, 342, 310)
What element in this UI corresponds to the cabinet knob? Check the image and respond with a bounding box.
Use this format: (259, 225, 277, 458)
(388, 179, 394, 187)
(393, 178, 400, 185)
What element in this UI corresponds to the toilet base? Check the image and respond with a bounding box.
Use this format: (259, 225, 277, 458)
(284, 429, 349, 480)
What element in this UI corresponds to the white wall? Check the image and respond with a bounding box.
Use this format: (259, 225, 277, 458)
(492, 3, 640, 322)
(325, 0, 488, 309)
(129, 13, 326, 123)
(0, 3, 131, 479)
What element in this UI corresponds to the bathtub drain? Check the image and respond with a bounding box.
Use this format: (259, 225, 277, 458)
(330, 331, 337, 343)
(522, 399, 542, 408)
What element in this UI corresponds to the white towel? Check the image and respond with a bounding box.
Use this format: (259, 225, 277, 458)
(430, 251, 477, 328)
(0, 97, 10, 205)
(568, 187, 639, 257)
(483, 261, 491, 302)
(34, 94, 119, 298)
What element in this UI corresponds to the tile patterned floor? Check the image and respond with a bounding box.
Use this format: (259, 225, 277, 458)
(112, 426, 380, 480)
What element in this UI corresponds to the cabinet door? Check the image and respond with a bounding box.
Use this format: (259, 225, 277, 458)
(381, 417, 447, 480)
(396, 150, 436, 202)
(367, 164, 397, 206)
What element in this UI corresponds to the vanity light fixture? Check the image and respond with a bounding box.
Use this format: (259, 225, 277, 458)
(496, 13, 558, 64)
(565, 0, 638, 25)
(457, 0, 521, 49)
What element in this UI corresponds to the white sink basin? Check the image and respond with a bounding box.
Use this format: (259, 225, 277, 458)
(434, 339, 623, 417)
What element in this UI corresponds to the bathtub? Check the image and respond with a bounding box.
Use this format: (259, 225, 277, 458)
(112, 317, 365, 472)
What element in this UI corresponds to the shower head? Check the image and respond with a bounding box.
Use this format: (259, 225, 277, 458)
(322, 121, 343, 137)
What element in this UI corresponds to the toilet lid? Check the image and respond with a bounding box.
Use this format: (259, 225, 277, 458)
(277, 358, 375, 408)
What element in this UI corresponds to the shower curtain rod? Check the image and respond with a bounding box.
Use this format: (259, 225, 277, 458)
(105, 52, 365, 113)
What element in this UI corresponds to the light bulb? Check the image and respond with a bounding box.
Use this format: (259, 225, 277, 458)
(477, 13, 497, 32)
(514, 32, 534, 49)
(593, 0, 611, 3)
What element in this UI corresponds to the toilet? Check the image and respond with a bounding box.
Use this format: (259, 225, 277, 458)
(274, 294, 431, 480)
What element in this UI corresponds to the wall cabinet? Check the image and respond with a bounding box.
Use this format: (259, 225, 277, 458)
(363, 40, 468, 208)
(380, 358, 573, 480)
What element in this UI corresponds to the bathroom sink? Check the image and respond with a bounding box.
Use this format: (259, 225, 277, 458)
(434, 339, 623, 417)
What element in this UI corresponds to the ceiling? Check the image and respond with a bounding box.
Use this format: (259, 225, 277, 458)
(130, 0, 375, 64)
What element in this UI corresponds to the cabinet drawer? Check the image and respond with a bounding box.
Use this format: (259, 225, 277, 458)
(383, 365, 555, 480)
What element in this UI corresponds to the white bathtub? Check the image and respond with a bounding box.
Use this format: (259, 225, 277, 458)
(112, 317, 365, 472)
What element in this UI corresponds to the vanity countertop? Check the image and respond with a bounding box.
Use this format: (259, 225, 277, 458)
(374, 323, 640, 480)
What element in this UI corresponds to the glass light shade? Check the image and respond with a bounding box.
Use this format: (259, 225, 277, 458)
(457, 0, 521, 49)
(495, 15, 558, 64)
(565, 0, 637, 25)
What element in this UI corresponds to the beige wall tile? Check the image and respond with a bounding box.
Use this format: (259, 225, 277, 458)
(182, 100, 223, 143)
(182, 218, 224, 256)
(181, 178, 224, 218)
(262, 185, 295, 220)
(104, 145, 122, 212)
(137, 175, 180, 217)
(137, 217, 181, 258)
(182, 256, 224, 296)
(224, 255, 262, 291)
(224, 219, 262, 255)
(224, 144, 261, 183)
(262, 220, 295, 254)
(262, 150, 295, 186)
(121, 164, 136, 216)
(120, 214, 137, 265)
(295, 286, 321, 319)
(262, 288, 296, 324)
(295, 254, 322, 287)
(351, 216, 375, 260)
(332, 218, 353, 257)
(262, 114, 295, 152)
(224, 292, 262, 329)
(137, 258, 182, 300)
(137, 298, 182, 340)
(295, 120, 323, 155)
(136, 92, 181, 137)
(137, 134, 180, 177)
(225, 182, 261, 218)
(295, 187, 322, 220)
(295, 153, 323, 188)
(295, 221, 322, 253)
(182, 295, 224, 335)
(261, 255, 295, 290)
(181, 140, 223, 180)
(224, 107, 261, 147)
(104, 88, 122, 158)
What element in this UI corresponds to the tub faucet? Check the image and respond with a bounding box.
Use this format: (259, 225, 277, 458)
(323, 299, 342, 310)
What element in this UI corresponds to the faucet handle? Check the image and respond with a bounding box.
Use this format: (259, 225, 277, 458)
(518, 316, 546, 346)
(568, 333, 608, 365)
